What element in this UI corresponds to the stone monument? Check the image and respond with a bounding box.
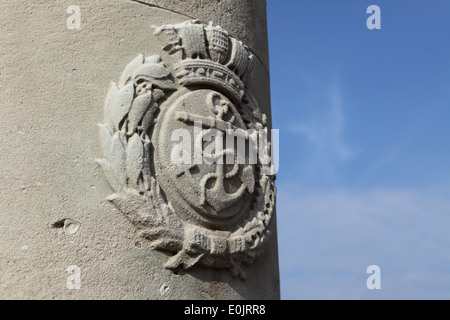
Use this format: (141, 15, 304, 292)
(0, 0, 279, 299)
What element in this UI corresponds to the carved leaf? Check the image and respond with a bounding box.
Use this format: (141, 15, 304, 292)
(144, 55, 161, 64)
(133, 64, 176, 91)
(97, 132, 127, 192)
(111, 131, 127, 171)
(97, 123, 112, 158)
(107, 189, 154, 226)
(104, 82, 135, 132)
(104, 82, 119, 132)
(113, 83, 135, 131)
(140, 101, 159, 134)
(119, 54, 144, 87)
(127, 92, 153, 135)
(97, 160, 124, 193)
(126, 133, 144, 188)
(133, 63, 171, 80)
(142, 138, 152, 191)
(165, 251, 204, 270)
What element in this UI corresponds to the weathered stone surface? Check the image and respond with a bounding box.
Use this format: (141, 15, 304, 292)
(0, 0, 279, 299)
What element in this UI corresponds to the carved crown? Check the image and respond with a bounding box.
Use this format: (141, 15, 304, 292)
(154, 20, 254, 102)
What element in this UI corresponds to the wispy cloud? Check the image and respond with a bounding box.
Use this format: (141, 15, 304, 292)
(277, 184, 450, 299)
(289, 80, 359, 181)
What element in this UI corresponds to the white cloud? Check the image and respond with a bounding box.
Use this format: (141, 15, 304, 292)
(277, 184, 450, 299)
(289, 80, 359, 181)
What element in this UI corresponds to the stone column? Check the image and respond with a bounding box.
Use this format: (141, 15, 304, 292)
(0, 0, 279, 299)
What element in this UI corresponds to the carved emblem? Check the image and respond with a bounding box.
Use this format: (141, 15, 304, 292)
(97, 20, 276, 279)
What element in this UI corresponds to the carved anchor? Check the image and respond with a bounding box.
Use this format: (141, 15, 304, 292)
(175, 98, 254, 210)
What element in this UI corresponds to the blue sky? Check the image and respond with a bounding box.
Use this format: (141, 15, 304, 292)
(267, 0, 450, 299)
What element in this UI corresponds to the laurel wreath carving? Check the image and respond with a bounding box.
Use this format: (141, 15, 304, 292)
(97, 21, 275, 279)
